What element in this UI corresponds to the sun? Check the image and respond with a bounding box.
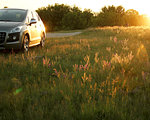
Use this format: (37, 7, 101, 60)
(138, 8, 150, 17)
(132, 3, 150, 17)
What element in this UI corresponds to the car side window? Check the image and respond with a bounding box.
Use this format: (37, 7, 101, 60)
(31, 12, 34, 18)
(26, 11, 33, 24)
(32, 11, 39, 22)
(35, 12, 41, 21)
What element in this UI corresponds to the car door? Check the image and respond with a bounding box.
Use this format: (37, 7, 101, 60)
(31, 11, 41, 43)
(28, 11, 40, 46)
(26, 11, 36, 45)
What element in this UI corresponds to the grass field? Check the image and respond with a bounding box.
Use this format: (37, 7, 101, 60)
(0, 26, 150, 120)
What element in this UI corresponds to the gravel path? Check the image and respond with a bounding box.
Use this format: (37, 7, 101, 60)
(46, 31, 82, 38)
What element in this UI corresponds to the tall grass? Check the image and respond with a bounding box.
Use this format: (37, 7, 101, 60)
(0, 26, 150, 120)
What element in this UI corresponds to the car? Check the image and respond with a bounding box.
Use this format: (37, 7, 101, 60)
(0, 8, 46, 52)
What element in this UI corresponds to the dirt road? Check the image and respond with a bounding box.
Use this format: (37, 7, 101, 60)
(46, 31, 82, 38)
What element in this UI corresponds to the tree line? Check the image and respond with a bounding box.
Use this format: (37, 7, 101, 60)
(36, 4, 149, 31)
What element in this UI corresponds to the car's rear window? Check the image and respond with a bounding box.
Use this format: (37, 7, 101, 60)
(0, 9, 27, 22)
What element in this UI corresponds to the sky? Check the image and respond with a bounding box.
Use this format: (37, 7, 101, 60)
(0, 0, 150, 16)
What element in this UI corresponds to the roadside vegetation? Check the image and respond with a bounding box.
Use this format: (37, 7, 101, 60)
(0, 27, 150, 120)
(36, 4, 150, 31)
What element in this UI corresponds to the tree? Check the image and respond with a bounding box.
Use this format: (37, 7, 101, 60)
(62, 7, 91, 29)
(97, 5, 126, 26)
(37, 4, 94, 31)
(125, 9, 139, 26)
(36, 4, 150, 31)
(82, 9, 93, 27)
(37, 4, 71, 31)
(116, 6, 125, 25)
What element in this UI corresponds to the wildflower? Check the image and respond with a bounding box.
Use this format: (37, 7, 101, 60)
(54, 69, 58, 74)
(112, 87, 117, 98)
(111, 52, 134, 65)
(73, 64, 78, 71)
(122, 79, 126, 88)
(110, 36, 113, 41)
(48, 63, 51, 67)
(88, 74, 92, 83)
(94, 52, 99, 63)
(106, 47, 111, 52)
(84, 64, 88, 70)
(82, 73, 88, 83)
(43, 58, 45, 65)
(53, 68, 59, 77)
(79, 65, 84, 70)
(99, 88, 104, 93)
(113, 36, 117, 43)
(121, 39, 129, 51)
(102, 60, 111, 70)
(128, 52, 134, 61)
(88, 44, 91, 50)
(43, 57, 50, 66)
(116, 29, 120, 34)
(84, 55, 90, 65)
(84, 64, 88, 69)
(80, 39, 82, 44)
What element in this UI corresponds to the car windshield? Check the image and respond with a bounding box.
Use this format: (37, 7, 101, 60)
(0, 9, 27, 22)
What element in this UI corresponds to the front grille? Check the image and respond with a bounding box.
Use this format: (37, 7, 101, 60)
(0, 32, 6, 44)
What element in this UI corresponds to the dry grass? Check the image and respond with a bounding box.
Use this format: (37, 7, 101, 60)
(0, 26, 150, 120)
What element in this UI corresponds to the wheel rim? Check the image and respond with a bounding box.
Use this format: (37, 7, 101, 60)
(24, 36, 29, 52)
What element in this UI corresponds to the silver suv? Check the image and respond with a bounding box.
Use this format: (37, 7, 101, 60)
(0, 8, 46, 51)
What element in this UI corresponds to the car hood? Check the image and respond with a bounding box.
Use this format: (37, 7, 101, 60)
(0, 22, 23, 31)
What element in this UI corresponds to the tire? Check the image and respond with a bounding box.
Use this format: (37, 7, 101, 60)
(22, 35, 29, 52)
(40, 34, 45, 47)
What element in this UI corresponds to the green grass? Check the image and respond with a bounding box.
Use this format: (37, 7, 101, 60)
(0, 26, 150, 120)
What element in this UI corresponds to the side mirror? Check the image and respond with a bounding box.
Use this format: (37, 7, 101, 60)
(30, 18, 37, 25)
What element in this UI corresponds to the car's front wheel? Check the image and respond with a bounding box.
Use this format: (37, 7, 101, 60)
(22, 35, 29, 52)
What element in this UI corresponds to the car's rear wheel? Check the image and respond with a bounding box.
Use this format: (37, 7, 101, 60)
(40, 34, 45, 47)
(22, 35, 29, 52)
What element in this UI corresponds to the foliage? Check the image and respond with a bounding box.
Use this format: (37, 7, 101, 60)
(95, 5, 125, 26)
(0, 27, 150, 120)
(36, 4, 150, 31)
(36, 4, 71, 31)
(62, 8, 93, 30)
(36, 4, 93, 31)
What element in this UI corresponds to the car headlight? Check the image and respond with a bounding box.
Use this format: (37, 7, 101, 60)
(10, 26, 23, 33)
